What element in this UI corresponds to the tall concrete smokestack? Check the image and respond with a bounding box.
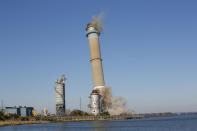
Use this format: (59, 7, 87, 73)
(86, 22, 105, 115)
(86, 23, 105, 88)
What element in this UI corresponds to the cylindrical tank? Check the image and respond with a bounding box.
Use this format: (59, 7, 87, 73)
(90, 90, 101, 115)
(43, 107, 48, 116)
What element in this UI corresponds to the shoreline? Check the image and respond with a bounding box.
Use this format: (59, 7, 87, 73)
(0, 117, 139, 127)
(0, 113, 174, 127)
(0, 120, 49, 127)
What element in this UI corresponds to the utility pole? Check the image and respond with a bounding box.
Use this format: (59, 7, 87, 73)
(1, 99, 3, 112)
(80, 97, 81, 110)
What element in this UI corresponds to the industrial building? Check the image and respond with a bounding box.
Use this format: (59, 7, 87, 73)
(55, 75, 66, 116)
(5, 106, 34, 116)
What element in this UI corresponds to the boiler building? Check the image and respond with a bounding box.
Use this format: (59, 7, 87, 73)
(55, 75, 66, 116)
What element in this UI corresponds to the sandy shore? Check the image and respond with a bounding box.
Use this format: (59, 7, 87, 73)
(0, 121, 49, 127)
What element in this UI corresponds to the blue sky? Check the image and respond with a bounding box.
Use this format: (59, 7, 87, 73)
(0, 0, 197, 114)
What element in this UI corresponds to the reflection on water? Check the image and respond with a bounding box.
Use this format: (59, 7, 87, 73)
(0, 114, 197, 131)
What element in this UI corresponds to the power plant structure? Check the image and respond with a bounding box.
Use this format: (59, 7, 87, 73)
(55, 75, 66, 116)
(86, 22, 105, 115)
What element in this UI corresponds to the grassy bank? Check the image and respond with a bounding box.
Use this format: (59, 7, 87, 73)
(0, 111, 50, 127)
(0, 120, 49, 127)
(0, 115, 143, 127)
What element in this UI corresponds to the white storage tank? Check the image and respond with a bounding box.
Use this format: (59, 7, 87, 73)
(90, 90, 101, 115)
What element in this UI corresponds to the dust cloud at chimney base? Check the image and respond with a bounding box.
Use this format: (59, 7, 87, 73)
(100, 86, 132, 115)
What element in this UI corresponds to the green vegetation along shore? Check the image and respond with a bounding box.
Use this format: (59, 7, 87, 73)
(0, 111, 49, 127)
(0, 120, 49, 127)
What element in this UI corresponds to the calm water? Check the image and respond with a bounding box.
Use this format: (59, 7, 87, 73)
(1, 114, 197, 131)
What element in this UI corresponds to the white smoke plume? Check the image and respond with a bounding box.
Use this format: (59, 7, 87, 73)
(92, 12, 104, 33)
